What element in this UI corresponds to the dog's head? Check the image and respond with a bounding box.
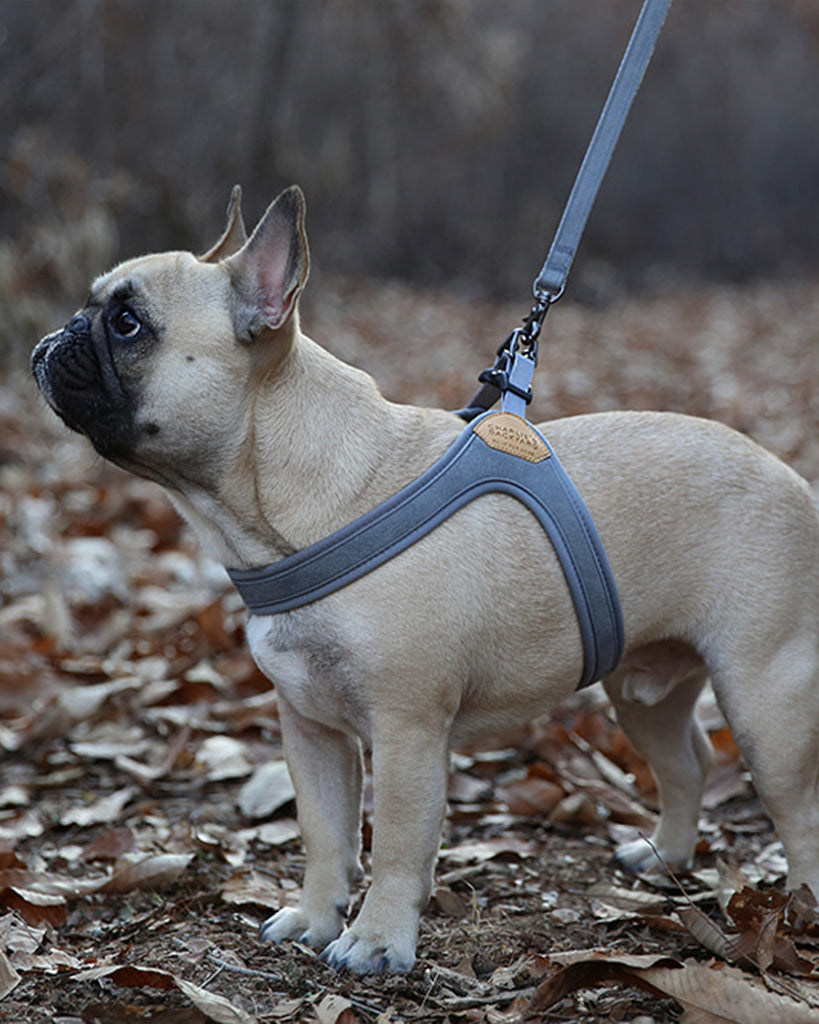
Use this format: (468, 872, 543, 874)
(31, 186, 309, 488)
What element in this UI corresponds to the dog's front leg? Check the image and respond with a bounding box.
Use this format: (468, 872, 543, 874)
(321, 713, 450, 974)
(260, 694, 364, 950)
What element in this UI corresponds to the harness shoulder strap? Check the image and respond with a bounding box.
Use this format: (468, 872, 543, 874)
(228, 412, 624, 689)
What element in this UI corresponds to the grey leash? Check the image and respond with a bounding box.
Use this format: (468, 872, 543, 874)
(458, 0, 672, 422)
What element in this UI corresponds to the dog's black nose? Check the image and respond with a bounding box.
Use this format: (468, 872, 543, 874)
(66, 313, 91, 335)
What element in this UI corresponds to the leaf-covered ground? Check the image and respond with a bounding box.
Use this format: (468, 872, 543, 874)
(3, 275, 819, 1023)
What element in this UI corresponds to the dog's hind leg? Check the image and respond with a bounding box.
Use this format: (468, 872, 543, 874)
(604, 641, 713, 877)
(709, 624, 819, 896)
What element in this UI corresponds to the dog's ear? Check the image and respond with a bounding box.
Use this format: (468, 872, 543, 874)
(226, 185, 310, 342)
(200, 185, 248, 263)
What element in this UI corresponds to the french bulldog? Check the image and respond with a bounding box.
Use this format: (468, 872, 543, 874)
(32, 186, 819, 973)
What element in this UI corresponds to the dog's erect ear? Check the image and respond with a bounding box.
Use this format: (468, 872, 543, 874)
(200, 185, 248, 263)
(226, 186, 310, 341)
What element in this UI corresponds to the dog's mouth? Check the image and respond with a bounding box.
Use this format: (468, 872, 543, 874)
(31, 315, 136, 460)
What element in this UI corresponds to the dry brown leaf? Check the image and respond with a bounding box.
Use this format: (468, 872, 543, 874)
(1, 886, 67, 928)
(0, 848, 26, 872)
(81, 826, 136, 862)
(314, 993, 355, 1024)
(195, 735, 252, 782)
(238, 761, 295, 819)
(725, 886, 818, 976)
(60, 786, 134, 827)
(0, 949, 20, 1000)
(430, 886, 469, 919)
(115, 724, 191, 786)
(787, 886, 819, 937)
(497, 766, 564, 816)
(640, 960, 819, 1023)
(548, 791, 602, 826)
(0, 912, 45, 955)
(677, 905, 745, 963)
(439, 836, 537, 865)
(73, 961, 177, 989)
(527, 951, 819, 1022)
(0, 811, 44, 844)
(0, 785, 30, 810)
(176, 977, 258, 1024)
(73, 962, 257, 1021)
(447, 770, 493, 804)
(100, 852, 193, 894)
(527, 949, 682, 1014)
(586, 883, 668, 914)
(558, 776, 657, 828)
(239, 819, 300, 848)
(716, 859, 752, 916)
(220, 870, 283, 909)
(19, 677, 142, 745)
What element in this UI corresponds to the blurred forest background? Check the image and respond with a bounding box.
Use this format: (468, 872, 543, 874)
(2, 0, 819, 367)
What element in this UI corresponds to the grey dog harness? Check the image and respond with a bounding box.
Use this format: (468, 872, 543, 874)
(228, 411, 624, 690)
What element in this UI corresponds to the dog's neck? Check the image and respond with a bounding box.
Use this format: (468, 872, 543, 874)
(171, 332, 462, 570)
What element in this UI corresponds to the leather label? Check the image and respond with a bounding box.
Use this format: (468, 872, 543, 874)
(474, 412, 551, 463)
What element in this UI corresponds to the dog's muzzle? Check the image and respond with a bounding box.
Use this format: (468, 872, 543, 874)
(32, 314, 96, 405)
(31, 313, 135, 461)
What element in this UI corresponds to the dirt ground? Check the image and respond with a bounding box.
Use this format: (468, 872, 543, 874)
(3, 275, 819, 1022)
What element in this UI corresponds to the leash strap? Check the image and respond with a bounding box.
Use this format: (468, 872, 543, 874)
(458, 0, 672, 422)
(534, 0, 672, 302)
(228, 412, 624, 690)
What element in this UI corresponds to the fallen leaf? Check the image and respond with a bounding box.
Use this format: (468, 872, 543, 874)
(638, 959, 819, 1023)
(497, 765, 564, 816)
(220, 870, 283, 909)
(527, 949, 682, 1014)
(0, 949, 20, 999)
(0, 912, 45, 954)
(115, 724, 191, 786)
(0, 785, 29, 810)
(60, 786, 134, 827)
(1, 886, 67, 928)
(677, 905, 745, 964)
(72, 962, 258, 1022)
(430, 886, 469, 919)
(195, 736, 252, 782)
(314, 993, 356, 1024)
(440, 836, 537, 865)
(101, 853, 193, 894)
(73, 962, 177, 989)
(238, 761, 295, 819)
(0, 810, 43, 843)
(81, 826, 136, 862)
(527, 950, 819, 1023)
(548, 791, 602, 826)
(176, 977, 257, 1024)
(448, 771, 493, 804)
(238, 819, 300, 848)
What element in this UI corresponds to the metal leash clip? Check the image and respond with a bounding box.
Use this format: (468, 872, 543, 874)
(477, 333, 535, 406)
(469, 296, 552, 419)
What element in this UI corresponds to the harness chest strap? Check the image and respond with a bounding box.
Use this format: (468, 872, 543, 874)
(228, 411, 624, 690)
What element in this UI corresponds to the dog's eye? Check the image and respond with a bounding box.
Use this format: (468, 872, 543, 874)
(111, 308, 141, 339)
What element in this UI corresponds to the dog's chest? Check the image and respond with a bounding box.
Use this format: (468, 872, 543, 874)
(245, 614, 367, 737)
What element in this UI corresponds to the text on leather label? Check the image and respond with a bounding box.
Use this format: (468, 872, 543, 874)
(474, 412, 552, 462)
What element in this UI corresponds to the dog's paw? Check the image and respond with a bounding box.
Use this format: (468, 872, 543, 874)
(614, 836, 691, 881)
(260, 905, 344, 950)
(320, 926, 415, 975)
